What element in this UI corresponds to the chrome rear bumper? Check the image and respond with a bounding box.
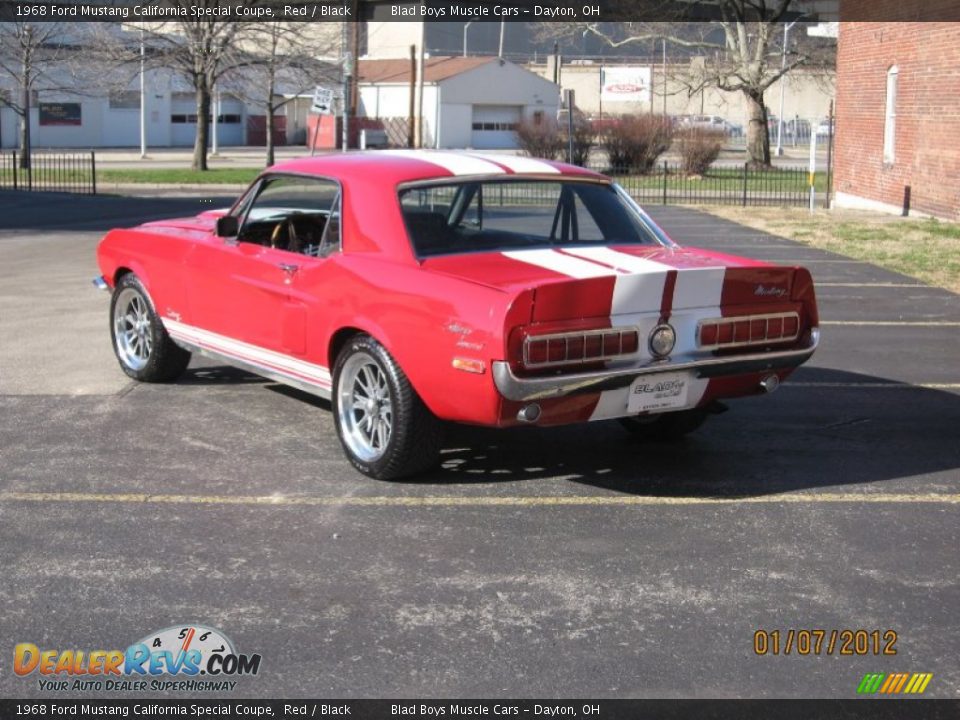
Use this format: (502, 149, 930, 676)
(492, 329, 819, 402)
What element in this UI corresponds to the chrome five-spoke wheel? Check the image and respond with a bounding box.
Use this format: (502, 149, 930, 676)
(337, 352, 393, 462)
(332, 334, 443, 480)
(113, 287, 153, 371)
(108, 274, 190, 383)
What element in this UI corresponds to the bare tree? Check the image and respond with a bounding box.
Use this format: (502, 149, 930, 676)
(122, 4, 261, 170)
(222, 24, 337, 167)
(0, 23, 102, 168)
(538, 5, 835, 167)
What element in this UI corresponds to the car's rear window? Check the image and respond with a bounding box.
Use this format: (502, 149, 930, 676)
(398, 180, 661, 257)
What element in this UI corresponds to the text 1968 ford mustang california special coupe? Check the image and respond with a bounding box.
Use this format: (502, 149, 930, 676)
(95, 151, 818, 480)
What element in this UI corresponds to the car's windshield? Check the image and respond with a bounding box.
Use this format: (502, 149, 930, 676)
(399, 180, 663, 257)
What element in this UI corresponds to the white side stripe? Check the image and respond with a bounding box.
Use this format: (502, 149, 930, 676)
(378, 149, 506, 176)
(503, 249, 616, 278)
(163, 319, 331, 385)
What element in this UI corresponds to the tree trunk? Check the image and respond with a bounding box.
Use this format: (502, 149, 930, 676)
(266, 108, 275, 168)
(744, 90, 771, 169)
(19, 68, 31, 169)
(192, 83, 211, 171)
(18, 107, 30, 170)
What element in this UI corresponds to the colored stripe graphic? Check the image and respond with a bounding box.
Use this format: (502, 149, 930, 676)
(857, 674, 885, 694)
(858, 673, 932, 694)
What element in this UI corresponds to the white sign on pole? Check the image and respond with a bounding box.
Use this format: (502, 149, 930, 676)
(600, 66, 652, 103)
(311, 86, 334, 115)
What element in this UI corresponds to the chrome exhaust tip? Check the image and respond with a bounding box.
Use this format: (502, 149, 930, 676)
(760, 374, 780, 394)
(517, 403, 542, 423)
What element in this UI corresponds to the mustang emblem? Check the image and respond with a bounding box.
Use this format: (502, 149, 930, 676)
(754, 285, 787, 298)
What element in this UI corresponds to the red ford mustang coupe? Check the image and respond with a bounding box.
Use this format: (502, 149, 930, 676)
(95, 151, 819, 480)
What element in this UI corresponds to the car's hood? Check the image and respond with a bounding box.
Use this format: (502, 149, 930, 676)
(138, 208, 229, 235)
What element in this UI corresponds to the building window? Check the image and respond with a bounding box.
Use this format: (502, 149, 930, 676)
(109, 91, 140, 110)
(883, 65, 898, 165)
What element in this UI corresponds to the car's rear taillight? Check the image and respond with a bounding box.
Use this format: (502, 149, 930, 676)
(523, 327, 639, 369)
(697, 312, 800, 350)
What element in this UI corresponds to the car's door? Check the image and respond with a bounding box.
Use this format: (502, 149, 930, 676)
(185, 174, 341, 361)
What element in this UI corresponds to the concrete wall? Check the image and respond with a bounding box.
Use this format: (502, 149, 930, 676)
(358, 84, 438, 147)
(834, 22, 959, 220)
(527, 62, 835, 128)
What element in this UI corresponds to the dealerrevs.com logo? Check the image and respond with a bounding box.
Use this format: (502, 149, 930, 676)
(14, 625, 261, 692)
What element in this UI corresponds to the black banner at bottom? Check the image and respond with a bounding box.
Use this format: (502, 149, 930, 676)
(1, 700, 959, 720)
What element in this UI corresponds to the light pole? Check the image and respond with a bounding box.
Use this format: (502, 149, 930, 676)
(462, 21, 474, 57)
(775, 20, 798, 157)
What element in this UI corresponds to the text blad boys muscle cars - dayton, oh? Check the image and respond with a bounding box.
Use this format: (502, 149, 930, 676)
(94, 151, 819, 480)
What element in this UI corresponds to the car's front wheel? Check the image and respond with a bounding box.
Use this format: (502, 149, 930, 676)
(332, 334, 442, 480)
(110, 274, 190, 382)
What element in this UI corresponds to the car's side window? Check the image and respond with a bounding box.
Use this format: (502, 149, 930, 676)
(237, 175, 341, 257)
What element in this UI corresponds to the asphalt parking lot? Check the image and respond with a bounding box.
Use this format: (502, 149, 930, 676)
(0, 189, 957, 700)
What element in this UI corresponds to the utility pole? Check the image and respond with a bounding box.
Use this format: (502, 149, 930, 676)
(662, 37, 667, 116)
(776, 21, 798, 157)
(340, 21, 350, 150)
(498, 21, 505, 58)
(139, 23, 146, 159)
(462, 21, 474, 57)
(408, 44, 416, 148)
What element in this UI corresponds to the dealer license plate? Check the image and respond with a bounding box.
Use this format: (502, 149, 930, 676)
(627, 372, 692, 414)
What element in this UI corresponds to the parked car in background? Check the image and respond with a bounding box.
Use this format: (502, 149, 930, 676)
(816, 119, 835, 138)
(679, 115, 743, 137)
(94, 151, 819, 480)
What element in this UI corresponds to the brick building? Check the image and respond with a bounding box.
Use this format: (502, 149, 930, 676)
(834, 18, 960, 219)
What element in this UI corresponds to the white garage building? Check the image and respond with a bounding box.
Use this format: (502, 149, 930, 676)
(357, 56, 560, 150)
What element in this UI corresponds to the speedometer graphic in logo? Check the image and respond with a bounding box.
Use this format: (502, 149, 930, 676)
(125, 623, 260, 677)
(136, 624, 235, 667)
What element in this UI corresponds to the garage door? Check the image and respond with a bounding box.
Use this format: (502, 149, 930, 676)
(471, 105, 521, 149)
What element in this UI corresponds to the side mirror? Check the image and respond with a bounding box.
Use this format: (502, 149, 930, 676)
(216, 215, 239, 238)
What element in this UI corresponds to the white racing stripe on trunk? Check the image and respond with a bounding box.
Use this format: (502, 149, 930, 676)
(503, 249, 617, 278)
(672, 267, 727, 310)
(563, 246, 672, 274)
(466, 153, 561, 174)
(562, 247, 670, 313)
(378, 149, 506, 176)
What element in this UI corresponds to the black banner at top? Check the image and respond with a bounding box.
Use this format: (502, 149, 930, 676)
(1, 0, 959, 23)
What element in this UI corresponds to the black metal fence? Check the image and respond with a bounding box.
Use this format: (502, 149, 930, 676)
(0, 151, 97, 194)
(598, 162, 825, 208)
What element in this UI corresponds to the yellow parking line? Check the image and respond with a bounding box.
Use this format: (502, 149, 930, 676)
(821, 321, 960, 326)
(816, 283, 927, 288)
(788, 382, 960, 389)
(0, 492, 957, 508)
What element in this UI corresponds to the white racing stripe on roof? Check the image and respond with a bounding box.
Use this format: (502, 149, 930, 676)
(466, 153, 561, 174)
(378, 149, 506, 176)
(503, 249, 616, 278)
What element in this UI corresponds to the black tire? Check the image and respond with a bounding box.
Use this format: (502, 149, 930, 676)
(109, 274, 191, 383)
(332, 334, 443, 480)
(619, 408, 709, 441)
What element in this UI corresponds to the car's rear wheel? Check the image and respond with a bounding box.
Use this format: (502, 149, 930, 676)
(619, 408, 708, 440)
(110, 274, 190, 382)
(333, 334, 442, 480)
